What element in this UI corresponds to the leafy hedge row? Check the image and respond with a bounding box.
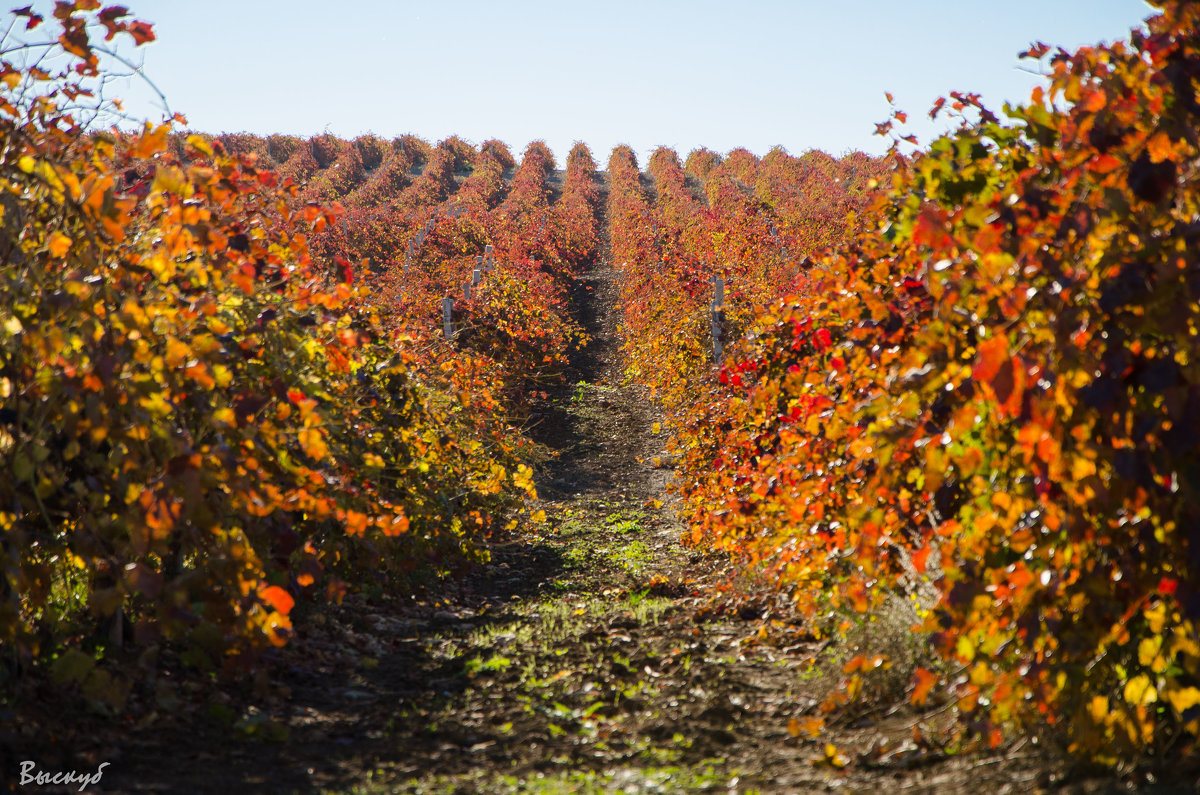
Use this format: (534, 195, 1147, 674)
(668, 0, 1200, 769)
(0, 3, 598, 713)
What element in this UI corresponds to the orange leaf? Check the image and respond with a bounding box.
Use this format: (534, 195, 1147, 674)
(911, 545, 932, 573)
(298, 427, 328, 461)
(259, 585, 294, 616)
(1146, 130, 1175, 164)
(912, 667, 937, 706)
(47, 231, 72, 257)
(343, 509, 369, 537)
(1082, 89, 1107, 112)
(1091, 153, 1122, 174)
(971, 334, 1008, 384)
(381, 511, 410, 537)
(994, 356, 1026, 418)
(912, 211, 948, 248)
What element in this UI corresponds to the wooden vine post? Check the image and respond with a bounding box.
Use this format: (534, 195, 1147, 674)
(442, 296, 454, 340)
(711, 274, 725, 363)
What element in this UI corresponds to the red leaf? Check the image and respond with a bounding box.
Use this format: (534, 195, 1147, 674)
(1021, 42, 1050, 59)
(127, 19, 155, 44)
(13, 5, 43, 29)
(99, 5, 130, 22)
(58, 24, 91, 59)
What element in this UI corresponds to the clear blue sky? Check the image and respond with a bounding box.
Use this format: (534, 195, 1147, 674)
(88, 0, 1157, 167)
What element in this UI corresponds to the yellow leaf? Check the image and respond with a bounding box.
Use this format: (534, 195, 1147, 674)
(2, 72, 19, 89)
(1138, 636, 1165, 672)
(1124, 674, 1157, 706)
(1088, 695, 1109, 723)
(823, 743, 848, 769)
(18, 155, 34, 174)
(651, 422, 661, 435)
(1170, 625, 1200, 661)
(1070, 455, 1096, 481)
(513, 464, 534, 492)
(151, 165, 187, 196)
(1166, 686, 1200, 715)
(1145, 603, 1167, 634)
(47, 231, 71, 257)
(186, 134, 214, 157)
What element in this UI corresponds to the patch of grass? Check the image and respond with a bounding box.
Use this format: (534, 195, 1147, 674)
(465, 654, 512, 676)
(623, 592, 674, 625)
(564, 546, 590, 567)
(369, 761, 746, 795)
(613, 540, 651, 576)
(467, 619, 535, 648)
(603, 509, 645, 535)
(537, 599, 601, 643)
